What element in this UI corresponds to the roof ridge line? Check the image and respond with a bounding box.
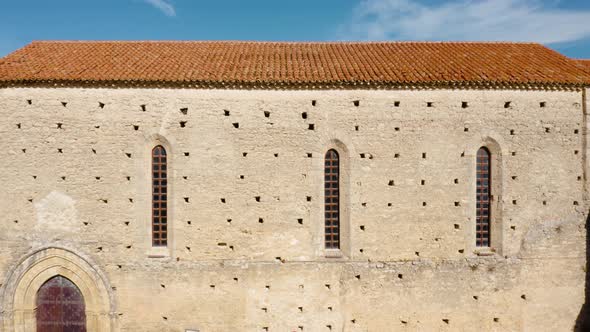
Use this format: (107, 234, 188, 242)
(28, 40, 543, 45)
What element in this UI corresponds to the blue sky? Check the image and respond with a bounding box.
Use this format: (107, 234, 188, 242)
(1, 0, 590, 58)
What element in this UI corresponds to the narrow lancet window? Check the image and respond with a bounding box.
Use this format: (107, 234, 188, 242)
(476, 147, 491, 247)
(152, 145, 168, 246)
(325, 149, 340, 249)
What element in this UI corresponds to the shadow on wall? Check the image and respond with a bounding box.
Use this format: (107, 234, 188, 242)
(575, 210, 590, 331)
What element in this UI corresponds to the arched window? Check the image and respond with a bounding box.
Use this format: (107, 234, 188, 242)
(325, 149, 340, 249)
(476, 147, 491, 247)
(36, 275, 86, 332)
(152, 145, 168, 247)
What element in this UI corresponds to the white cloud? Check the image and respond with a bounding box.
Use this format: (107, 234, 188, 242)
(340, 0, 590, 44)
(143, 0, 176, 17)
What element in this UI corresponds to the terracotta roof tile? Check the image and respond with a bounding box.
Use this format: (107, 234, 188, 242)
(0, 41, 588, 89)
(575, 59, 590, 77)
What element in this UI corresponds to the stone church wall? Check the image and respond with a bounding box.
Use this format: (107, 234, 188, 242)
(0, 87, 586, 331)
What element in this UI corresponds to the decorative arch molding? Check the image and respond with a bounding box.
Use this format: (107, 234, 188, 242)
(145, 133, 175, 156)
(0, 247, 115, 332)
(466, 135, 505, 255)
(467, 135, 504, 159)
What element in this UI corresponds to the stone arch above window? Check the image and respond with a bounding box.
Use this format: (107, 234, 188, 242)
(0, 247, 115, 332)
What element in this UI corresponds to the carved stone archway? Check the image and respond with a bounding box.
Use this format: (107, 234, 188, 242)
(0, 247, 115, 332)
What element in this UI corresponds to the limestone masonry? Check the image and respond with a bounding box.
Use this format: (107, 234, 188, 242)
(0, 42, 589, 332)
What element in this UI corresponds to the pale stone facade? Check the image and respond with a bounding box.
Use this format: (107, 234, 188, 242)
(0, 87, 587, 331)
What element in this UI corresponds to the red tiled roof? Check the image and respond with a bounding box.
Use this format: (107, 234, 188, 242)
(0, 41, 588, 89)
(575, 59, 590, 76)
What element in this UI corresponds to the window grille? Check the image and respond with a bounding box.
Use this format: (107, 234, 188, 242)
(476, 147, 491, 247)
(325, 149, 340, 249)
(152, 145, 168, 246)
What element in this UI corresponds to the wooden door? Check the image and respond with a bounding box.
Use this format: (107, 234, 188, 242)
(36, 276, 87, 332)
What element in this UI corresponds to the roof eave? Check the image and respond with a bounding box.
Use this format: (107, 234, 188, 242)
(0, 78, 585, 91)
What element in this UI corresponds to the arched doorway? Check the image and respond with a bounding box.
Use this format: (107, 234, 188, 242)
(36, 276, 87, 332)
(0, 247, 115, 332)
